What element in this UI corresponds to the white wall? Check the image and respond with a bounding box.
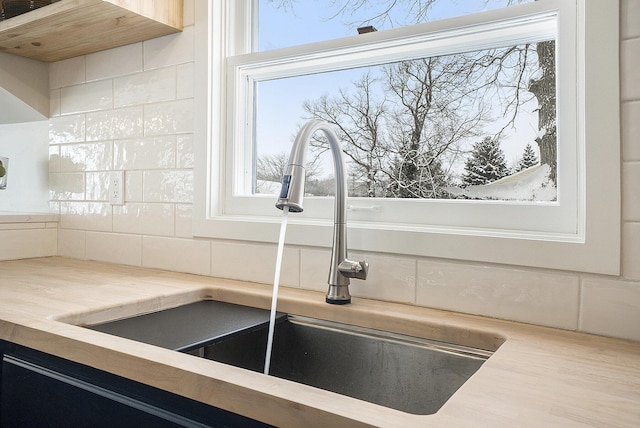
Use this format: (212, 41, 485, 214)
(50, 0, 640, 342)
(0, 121, 50, 212)
(0, 52, 49, 123)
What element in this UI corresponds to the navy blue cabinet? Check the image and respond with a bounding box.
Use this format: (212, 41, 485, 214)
(0, 340, 271, 428)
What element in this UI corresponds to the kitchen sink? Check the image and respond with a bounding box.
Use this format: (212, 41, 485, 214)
(85, 300, 493, 415)
(191, 315, 491, 415)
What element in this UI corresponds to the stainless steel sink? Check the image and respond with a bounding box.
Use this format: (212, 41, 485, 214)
(189, 315, 492, 415)
(85, 301, 493, 415)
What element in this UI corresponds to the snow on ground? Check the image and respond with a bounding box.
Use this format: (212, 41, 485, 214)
(445, 164, 557, 201)
(258, 164, 557, 202)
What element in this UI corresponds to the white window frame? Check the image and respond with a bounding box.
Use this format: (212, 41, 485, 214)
(193, 0, 620, 275)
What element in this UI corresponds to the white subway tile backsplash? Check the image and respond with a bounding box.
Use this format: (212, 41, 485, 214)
(296, 248, 329, 292)
(60, 80, 113, 115)
(143, 99, 194, 136)
(143, 26, 194, 70)
(623, 163, 640, 221)
(49, 56, 85, 89)
(114, 136, 176, 170)
(175, 204, 193, 238)
(86, 43, 143, 81)
(581, 277, 640, 342)
(57, 228, 86, 259)
(113, 204, 142, 234)
(86, 232, 142, 266)
(49, 114, 86, 144)
(85, 172, 110, 201)
(349, 252, 416, 304)
(60, 202, 112, 232)
(114, 203, 177, 237)
(49, 173, 85, 200)
(59, 142, 113, 172)
(141, 204, 175, 236)
(49, 146, 60, 173)
(50, 89, 61, 117)
(176, 63, 194, 99)
(86, 107, 143, 141)
(299, 248, 416, 304)
(622, 222, 640, 281)
(0, 228, 57, 261)
(621, 38, 640, 101)
(176, 134, 194, 168)
(124, 170, 143, 202)
(211, 240, 299, 287)
(49, 201, 60, 215)
(143, 170, 193, 203)
(416, 260, 580, 329)
(621, 0, 640, 40)
(622, 101, 640, 161)
(114, 67, 177, 108)
(183, 0, 195, 27)
(142, 236, 210, 276)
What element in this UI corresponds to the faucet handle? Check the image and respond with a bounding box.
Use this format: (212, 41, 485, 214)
(338, 259, 369, 280)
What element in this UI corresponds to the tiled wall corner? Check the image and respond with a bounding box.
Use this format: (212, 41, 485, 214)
(57, 228, 86, 259)
(580, 277, 640, 342)
(49, 56, 86, 89)
(618, 0, 640, 326)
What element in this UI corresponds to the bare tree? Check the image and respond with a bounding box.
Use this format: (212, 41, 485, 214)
(304, 72, 391, 197)
(264, 0, 556, 194)
(256, 152, 326, 194)
(382, 56, 488, 197)
(256, 152, 290, 183)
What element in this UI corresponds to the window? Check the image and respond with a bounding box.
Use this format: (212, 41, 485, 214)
(194, 0, 620, 275)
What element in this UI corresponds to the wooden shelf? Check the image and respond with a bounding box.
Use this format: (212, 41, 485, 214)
(0, 0, 183, 62)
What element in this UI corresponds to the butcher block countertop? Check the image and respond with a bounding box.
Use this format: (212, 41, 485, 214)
(0, 257, 638, 427)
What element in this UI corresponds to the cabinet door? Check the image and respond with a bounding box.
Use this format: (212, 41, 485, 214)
(0, 341, 271, 428)
(1, 355, 201, 428)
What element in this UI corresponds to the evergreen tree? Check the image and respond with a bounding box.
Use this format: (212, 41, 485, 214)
(462, 137, 509, 186)
(515, 143, 539, 172)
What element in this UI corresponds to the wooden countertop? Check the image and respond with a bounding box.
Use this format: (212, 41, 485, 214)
(0, 257, 638, 427)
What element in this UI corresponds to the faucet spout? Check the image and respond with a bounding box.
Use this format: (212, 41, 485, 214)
(276, 120, 368, 304)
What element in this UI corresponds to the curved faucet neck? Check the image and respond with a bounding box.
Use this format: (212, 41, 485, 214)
(276, 120, 367, 304)
(276, 120, 347, 224)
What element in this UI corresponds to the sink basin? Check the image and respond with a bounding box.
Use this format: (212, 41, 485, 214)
(86, 300, 286, 352)
(85, 300, 493, 415)
(191, 315, 491, 415)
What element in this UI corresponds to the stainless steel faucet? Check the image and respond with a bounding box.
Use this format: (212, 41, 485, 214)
(276, 120, 368, 304)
